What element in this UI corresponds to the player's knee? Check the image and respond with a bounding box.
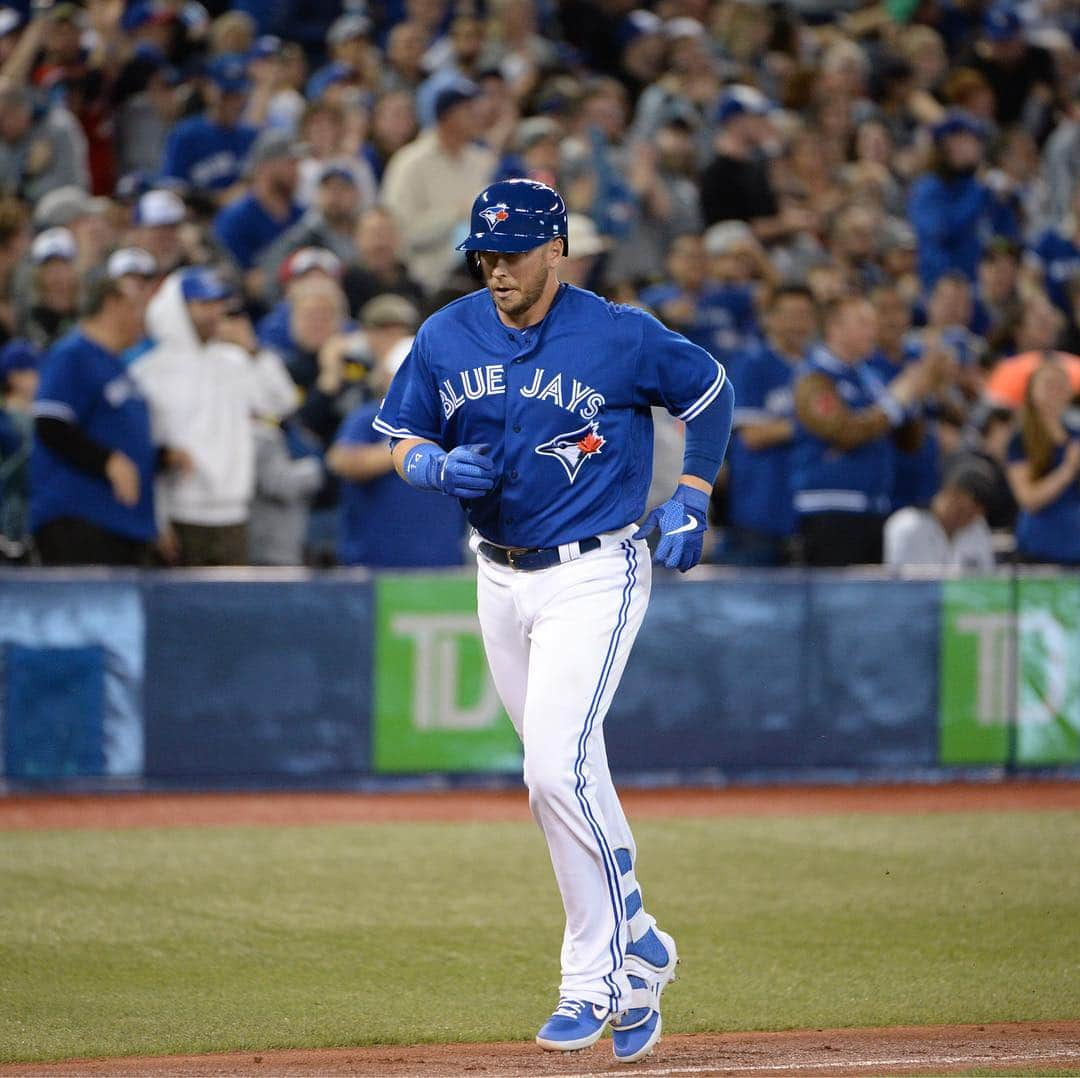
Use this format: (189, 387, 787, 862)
(523, 756, 574, 808)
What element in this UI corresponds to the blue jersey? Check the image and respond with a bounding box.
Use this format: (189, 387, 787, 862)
(335, 401, 465, 567)
(374, 284, 726, 549)
(725, 343, 797, 538)
(214, 195, 303, 271)
(1007, 428, 1080, 565)
(30, 330, 157, 540)
(865, 348, 939, 510)
(1029, 228, 1080, 313)
(638, 282, 759, 361)
(791, 346, 894, 517)
(161, 116, 258, 192)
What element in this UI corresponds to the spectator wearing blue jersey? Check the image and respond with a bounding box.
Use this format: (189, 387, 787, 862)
(718, 285, 817, 566)
(867, 284, 944, 512)
(328, 294, 465, 567)
(1005, 360, 1080, 565)
(306, 13, 374, 103)
(792, 296, 946, 566)
(639, 234, 759, 363)
(1028, 180, 1080, 315)
(161, 54, 258, 199)
(213, 129, 304, 292)
(30, 249, 173, 565)
(908, 110, 1019, 291)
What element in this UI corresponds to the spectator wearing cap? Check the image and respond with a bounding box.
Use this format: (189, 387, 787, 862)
(244, 35, 305, 136)
(614, 9, 666, 106)
(257, 163, 363, 302)
(112, 36, 183, 178)
(883, 464, 996, 571)
(639, 234, 760, 363)
(328, 294, 465, 568)
(559, 213, 609, 290)
(0, 337, 39, 548)
(293, 101, 377, 210)
(160, 53, 258, 198)
(306, 13, 374, 102)
(20, 226, 79, 349)
(908, 110, 1018, 291)
(791, 295, 948, 566)
(32, 185, 114, 274)
(0, 84, 89, 202)
(255, 246, 345, 356)
(718, 284, 818, 567)
(961, 4, 1058, 131)
(342, 206, 424, 318)
(1004, 359, 1080, 565)
(29, 249, 165, 565)
(213, 129, 304, 289)
(127, 188, 187, 276)
(700, 86, 813, 244)
(380, 79, 496, 295)
(131, 267, 296, 566)
(1028, 179, 1080, 317)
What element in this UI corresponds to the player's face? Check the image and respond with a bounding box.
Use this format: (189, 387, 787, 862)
(478, 241, 559, 323)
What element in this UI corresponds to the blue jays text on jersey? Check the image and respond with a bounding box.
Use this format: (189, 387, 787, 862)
(374, 283, 727, 550)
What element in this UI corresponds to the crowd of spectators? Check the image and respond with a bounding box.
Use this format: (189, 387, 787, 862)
(0, 0, 1078, 571)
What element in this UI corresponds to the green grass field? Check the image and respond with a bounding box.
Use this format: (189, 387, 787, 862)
(1, 810, 1078, 1063)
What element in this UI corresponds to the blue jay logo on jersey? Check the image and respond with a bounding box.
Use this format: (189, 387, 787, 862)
(535, 421, 606, 483)
(479, 203, 510, 231)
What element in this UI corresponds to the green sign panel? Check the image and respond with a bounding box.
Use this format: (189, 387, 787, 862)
(373, 575, 522, 773)
(939, 578, 1080, 766)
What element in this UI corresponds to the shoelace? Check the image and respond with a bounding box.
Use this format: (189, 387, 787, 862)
(553, 998, 585, 1019)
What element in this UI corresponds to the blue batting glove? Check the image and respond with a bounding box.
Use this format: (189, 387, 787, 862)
(633, 483, 710, 572)
(403, 442, 496, 498)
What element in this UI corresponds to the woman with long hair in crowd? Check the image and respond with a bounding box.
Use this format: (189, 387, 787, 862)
(1005, 360, 1080, 564)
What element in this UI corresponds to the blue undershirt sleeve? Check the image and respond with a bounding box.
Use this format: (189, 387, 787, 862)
(680, 376, 734, 485)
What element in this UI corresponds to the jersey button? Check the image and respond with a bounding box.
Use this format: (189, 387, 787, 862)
(511, 469, 519, 479)
(513, 423, 521, 433)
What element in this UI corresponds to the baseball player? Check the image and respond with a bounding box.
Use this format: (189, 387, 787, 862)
(375, 179, 734, 1063)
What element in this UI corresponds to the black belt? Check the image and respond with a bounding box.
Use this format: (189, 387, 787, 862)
(478, 536, 601, 572)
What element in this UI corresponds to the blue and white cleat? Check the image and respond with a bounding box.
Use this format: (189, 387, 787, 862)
(536, 998, 611, 1052)
(611, 927, 678, 1063)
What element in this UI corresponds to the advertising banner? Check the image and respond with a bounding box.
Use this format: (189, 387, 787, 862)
(939, 577, 1080, 766)
(373, 575, 521, 773)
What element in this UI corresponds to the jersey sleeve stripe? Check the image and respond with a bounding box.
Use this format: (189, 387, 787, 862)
(372, 416, 422, 439)
(31, 400, 77, 423)
(677, 358, 726, 423)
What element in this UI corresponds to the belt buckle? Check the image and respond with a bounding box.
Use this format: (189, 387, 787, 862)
(505, 547, 530, 570)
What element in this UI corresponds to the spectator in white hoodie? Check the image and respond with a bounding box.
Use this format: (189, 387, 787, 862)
(131, 267, 297, 566)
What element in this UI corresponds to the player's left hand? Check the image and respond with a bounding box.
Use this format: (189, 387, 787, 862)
(633, 483, 710, 572)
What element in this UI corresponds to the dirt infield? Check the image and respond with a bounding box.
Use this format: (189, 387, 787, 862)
(2, 1022, 1079, 1077)
(1, 779, 1078, 832)
(3, 781, 1078, 1076)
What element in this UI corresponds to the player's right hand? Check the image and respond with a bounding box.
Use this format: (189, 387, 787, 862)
(439, 443, 496, 498)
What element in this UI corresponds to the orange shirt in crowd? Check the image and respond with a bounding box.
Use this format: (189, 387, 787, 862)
(984, 351, 1080, 407)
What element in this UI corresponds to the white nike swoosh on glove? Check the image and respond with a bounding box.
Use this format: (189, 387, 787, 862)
(666, 513, 699, 535)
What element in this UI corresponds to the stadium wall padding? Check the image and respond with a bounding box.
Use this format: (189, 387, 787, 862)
(0, 569, 1076, 789)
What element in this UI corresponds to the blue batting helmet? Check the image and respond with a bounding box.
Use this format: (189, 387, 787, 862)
(456, 179, 569, 256)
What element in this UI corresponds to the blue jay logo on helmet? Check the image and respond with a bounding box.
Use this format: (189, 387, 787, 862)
(479, 203, 511, 231)
(535, 420, 606, 483)
(457, 178, 569, 255)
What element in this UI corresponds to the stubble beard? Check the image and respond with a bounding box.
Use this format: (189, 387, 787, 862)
(488, 266, 547, 319)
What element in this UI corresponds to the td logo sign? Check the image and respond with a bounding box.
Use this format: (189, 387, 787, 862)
(939, 579, 1080, 766)
(374, 576, 521, 773)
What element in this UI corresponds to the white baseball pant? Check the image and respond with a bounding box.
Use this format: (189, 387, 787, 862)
(475, 525, 657, 1012)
